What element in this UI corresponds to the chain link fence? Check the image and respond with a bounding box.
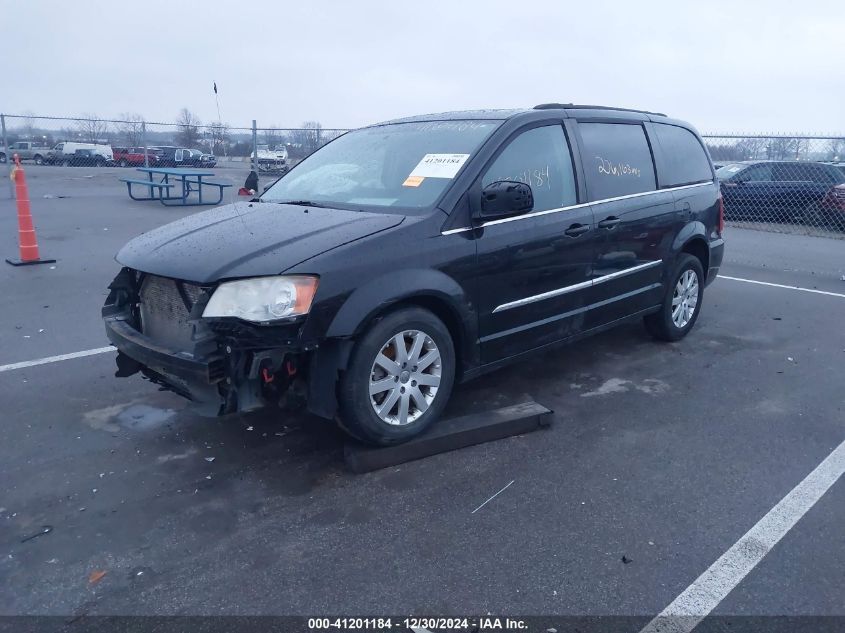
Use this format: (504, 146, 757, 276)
(702, 134, 845, 238)
(0, 113, 350, 173)
(2, 114, 843, 238)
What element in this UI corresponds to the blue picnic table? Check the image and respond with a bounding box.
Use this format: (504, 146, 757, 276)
(120, 167, 232, 206)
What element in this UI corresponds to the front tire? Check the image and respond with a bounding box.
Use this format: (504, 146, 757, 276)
(644, 254, 705, 342)
(337, 307, 456, 445)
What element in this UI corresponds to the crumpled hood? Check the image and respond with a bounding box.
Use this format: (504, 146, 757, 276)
(116, 201, 404, 283)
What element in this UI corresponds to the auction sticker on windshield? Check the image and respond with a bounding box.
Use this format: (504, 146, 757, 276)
(408, 153, 470, 179)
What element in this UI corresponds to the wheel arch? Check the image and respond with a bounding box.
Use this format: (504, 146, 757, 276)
(672, 222, 709, 274)
(306, 269, 477, 420)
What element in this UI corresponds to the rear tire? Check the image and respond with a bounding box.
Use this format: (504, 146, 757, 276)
(33, 155, 43, 165)
(644, 254, 705, 342)
(337, 306, 456, 445)
(120, 159, 128, 167)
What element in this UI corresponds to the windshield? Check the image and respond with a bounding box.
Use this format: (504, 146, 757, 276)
(261, 120, 500, 210)
(715, 163, 747, 179)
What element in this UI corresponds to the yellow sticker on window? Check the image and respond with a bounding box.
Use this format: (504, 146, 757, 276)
(403, 175, 424, 187)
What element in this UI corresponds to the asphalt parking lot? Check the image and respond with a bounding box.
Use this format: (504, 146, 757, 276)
(1, 165, 843, 625)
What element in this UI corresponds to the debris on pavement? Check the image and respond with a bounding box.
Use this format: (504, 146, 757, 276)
(88, 570, 107, 585)
(204, 457, 215, 462)
(21, 525, 53, 543)
(622, 555, 633, 564)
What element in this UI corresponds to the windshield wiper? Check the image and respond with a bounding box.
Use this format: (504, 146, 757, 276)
(274, 200, 330, 208)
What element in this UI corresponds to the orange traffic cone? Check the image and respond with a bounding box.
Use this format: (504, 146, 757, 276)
(6, 154, 55, 266)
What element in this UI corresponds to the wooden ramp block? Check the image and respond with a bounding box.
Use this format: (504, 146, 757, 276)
(344, 401, 553, 473)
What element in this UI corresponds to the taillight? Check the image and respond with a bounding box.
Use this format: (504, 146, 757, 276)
(717, 194, 725, 235)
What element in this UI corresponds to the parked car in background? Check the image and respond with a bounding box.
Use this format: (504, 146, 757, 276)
(113, 147, 160, 167)
(65, 148, 116, 167)
(103, 104, 724, 445)
(716, 160, 845, 224)
(251, 144, 287, 171)
(0, 141, 50, 164)
(819, 182, 845, 230)
(186, 148, 217, 168)
(198, 151, 217, 168)
(151, 146, 207, 167)
(45, 142, 114, 165)
(821, 161, 845, 178)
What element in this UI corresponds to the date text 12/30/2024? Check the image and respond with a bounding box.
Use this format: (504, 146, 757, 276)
(307, 617, 529, 630)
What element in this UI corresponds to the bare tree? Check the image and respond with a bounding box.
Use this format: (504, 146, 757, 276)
(705, 142, 743, 161)
(205, 121, 230, 156)
(117, 113, 145, 147)
(735, 137, 766, 160)
(766, 137, 798, 160)
(19, 110, 37, 140)
(76, 113, 110, 142)
(264, 126, 281, 148)
(290, 121, 323, 157)
(825, 138, 844, 161)
(175, 108, 202, 147)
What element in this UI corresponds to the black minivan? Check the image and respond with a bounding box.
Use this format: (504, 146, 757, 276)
(103, 104, 725, 445)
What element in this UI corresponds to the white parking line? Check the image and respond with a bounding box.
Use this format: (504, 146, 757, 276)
(0, 274, 839, 374)
(718, 275, 845, 299)
(640, 438, 845, 633)
(0, 346, 113, 373)
(471, 480, 515, 514)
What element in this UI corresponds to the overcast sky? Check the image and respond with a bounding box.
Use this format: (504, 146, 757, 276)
(6, 0, 844, 133)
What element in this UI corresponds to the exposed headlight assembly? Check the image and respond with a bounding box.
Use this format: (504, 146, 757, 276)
(202, 275, 319, 323)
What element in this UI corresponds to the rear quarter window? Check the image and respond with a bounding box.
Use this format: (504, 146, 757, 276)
(578, 122, 657, 200)
(652, 123, 713, 187)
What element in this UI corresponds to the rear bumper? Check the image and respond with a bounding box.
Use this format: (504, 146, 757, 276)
(706, 237, 725, 286)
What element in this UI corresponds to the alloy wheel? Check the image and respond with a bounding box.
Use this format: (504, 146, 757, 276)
(672, 269, 699, 329)
(369, 329, 442, 426)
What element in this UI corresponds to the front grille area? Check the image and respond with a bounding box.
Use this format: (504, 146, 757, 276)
(139, 275, 204, 350)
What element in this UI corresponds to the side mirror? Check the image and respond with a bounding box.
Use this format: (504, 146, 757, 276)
(479, 181, 533, 218)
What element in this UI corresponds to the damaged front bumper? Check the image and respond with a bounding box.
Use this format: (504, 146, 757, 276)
(102, 268, 312, 417)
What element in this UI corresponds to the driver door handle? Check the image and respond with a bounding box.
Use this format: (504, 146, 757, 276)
(597, 216, 621, 229)
(564, 223, 590, 237)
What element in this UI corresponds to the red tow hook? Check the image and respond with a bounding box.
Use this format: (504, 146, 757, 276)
(286, 361, 297, 377)
(261, 367, 275, 383)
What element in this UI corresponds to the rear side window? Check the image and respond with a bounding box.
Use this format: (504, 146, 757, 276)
(579, 123, 656, 200)
(482, 125, 577, 212)
(652, 123, 712, 187)
(735, 163, 773, 182)
(773, 163, 837, 184)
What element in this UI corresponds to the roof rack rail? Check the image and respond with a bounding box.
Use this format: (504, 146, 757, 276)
(533, 103, 667, 117)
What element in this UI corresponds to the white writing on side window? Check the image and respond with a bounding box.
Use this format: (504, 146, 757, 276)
(493, 165, 551, 190)
(596, 156, 641, 178)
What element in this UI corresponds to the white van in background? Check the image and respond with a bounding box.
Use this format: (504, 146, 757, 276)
(45, 142, 114, 165)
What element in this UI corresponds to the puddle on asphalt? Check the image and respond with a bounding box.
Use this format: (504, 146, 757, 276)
(83, 397, 182, 432)
(116, 404, 177, 430)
